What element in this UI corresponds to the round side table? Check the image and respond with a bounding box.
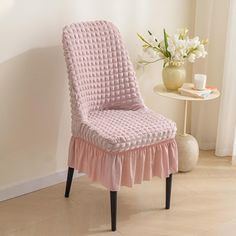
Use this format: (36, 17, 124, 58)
(153, 84, 220, 172)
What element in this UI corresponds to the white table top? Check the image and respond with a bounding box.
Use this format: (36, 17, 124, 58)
(153, 84, 220, 101)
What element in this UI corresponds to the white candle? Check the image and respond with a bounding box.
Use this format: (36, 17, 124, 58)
(193, 74, 207, 90)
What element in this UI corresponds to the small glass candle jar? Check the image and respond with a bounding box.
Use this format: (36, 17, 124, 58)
(193, 74, 207, 90)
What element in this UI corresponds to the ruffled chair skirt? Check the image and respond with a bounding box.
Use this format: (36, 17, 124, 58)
(68, 136, 178, 191)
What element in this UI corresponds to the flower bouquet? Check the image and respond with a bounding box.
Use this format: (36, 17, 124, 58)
(137, 29, 208, 90)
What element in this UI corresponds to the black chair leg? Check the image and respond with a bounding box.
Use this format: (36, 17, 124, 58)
(65, 167, 74, 198)
(165, 174, 172, 209)
(110, 191, 117, 231)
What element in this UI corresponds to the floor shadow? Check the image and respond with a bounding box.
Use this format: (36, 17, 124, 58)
(62, 177, 166, 235)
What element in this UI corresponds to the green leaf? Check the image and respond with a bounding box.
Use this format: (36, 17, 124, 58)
(163, 29, 170, 58)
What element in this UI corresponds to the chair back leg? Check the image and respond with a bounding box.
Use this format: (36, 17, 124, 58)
(110, 191, 117, 231)
(165, 174, 172, 209)
(65, 167, 74, 198)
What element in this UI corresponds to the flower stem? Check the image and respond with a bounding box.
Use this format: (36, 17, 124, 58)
(139, 58, 164, 66)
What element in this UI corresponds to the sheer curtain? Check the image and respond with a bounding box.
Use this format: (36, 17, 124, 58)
(191, 0, 229, 149)
(192, 0, 236, 164)
(215, 0, 236, 163)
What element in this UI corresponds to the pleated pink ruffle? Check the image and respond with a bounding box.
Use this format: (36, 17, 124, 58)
(68, 136, 178, 191)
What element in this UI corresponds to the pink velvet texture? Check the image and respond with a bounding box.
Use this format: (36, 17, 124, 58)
(63, 20, 178, 191)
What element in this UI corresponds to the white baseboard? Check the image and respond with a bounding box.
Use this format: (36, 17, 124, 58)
(0, 170, 83, 202)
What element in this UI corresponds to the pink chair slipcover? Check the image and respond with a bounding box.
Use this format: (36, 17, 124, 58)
(63, 21, 178, 191)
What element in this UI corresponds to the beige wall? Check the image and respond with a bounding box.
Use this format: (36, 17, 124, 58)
(0, 0, 195, 188)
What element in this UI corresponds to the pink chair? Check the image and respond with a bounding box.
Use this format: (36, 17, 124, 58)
(62, 20, 178, 231)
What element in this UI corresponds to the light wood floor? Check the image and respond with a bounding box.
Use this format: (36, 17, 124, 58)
(1, 151, 236, 236)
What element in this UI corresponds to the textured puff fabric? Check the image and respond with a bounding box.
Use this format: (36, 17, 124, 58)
(83, 109, 176, 152)
(63, 20, 178, 190)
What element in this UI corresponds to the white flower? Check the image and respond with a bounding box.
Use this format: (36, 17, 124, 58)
(176, 28, 189, 38)
(175, 51, 184, 60)
(167, 35, 188, 60)
(137, 28, 208, 67)
(194, 50, 203, 58)
(188, 53, 196, 63)
(202, 51, 207, 58)
(188, 36, 200, 49)
(197, 44, 207, 58)
(167, 43, 175, 54)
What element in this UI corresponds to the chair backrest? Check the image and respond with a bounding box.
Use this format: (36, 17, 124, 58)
(62, 21, 144, 123)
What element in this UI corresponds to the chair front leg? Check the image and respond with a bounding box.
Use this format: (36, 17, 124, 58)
(165, 174, 172, 209)
(65, 167, 74, 198)
(110, 191, 117, 231)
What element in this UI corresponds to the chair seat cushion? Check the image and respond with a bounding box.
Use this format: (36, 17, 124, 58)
(79, 108, 177, 152)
